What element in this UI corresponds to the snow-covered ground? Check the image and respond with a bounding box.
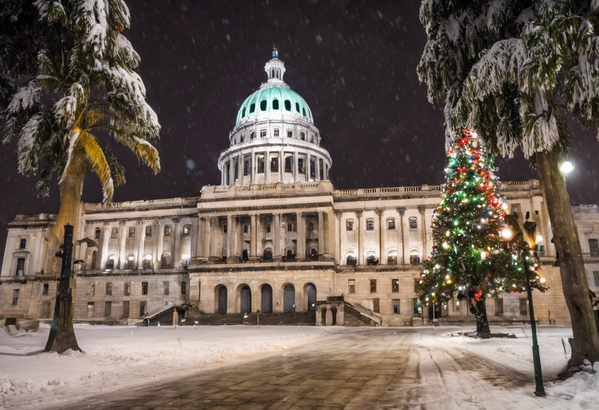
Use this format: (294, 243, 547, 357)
(0, 324, 334, 409)
(1, 324, 598, 409)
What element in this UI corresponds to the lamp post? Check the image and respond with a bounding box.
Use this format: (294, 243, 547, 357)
(503, 214, 546, 397)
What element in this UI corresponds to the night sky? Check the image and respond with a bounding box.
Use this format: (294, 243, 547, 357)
(1, 0, 599, 265)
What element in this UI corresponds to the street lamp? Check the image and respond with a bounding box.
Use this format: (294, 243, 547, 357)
(560, 160, 574, 175)
(503, 213, 546, 397)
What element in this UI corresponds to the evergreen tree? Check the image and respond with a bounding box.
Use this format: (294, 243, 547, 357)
(418, 0, 599, 367)
(419, 129, 545, 337)
(1, 0, 160, 353)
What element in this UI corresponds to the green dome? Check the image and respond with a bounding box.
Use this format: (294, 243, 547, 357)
(236, 87, 313, 124)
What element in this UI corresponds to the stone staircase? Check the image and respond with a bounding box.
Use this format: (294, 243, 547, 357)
(184, 311, 316, 326)
(344, 302, 381, 326)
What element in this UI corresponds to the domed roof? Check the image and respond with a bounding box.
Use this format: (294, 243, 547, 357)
(235, 86, 314, 125)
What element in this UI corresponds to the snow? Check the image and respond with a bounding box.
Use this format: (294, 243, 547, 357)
(1, 325, 599, 409)
(0, 324, 333, 409)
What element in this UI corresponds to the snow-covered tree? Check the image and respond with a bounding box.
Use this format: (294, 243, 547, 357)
(418, 0, 599, 369)
(1, 0, 160, 353)
(419, 129, 545, 337)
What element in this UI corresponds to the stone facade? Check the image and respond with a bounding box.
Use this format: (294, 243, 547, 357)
(0, 51, 596, 327)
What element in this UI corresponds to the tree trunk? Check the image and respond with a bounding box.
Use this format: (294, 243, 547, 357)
(45, 151, 86, 354)
(469, 289, 491, 337)
(536, 148, 599, 368)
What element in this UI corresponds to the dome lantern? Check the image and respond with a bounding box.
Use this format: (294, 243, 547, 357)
(263, 47, 287, 87)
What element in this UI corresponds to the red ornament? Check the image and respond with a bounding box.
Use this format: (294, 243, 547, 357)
(473, 289, 483, 302)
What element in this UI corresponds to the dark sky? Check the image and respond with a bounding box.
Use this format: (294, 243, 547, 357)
(1, 0, 599, 265)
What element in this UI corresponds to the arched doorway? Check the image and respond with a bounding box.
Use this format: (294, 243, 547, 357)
(216, 285, 227, 314)
(240, 285, 251, 313)
(261, 284, 273, 313)
(331, 307, 337, 325)
(283, 284, 295, 313)
(305, 283, 317, 311)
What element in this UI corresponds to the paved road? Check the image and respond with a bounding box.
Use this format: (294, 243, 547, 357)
(67, 328, 538, 410)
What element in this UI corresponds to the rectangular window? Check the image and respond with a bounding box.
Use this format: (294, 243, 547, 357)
(105, 301, 112, 317)
(373, 298, 380, 313)
(12, 289, 19, 305)
(106, 282, 112, 296)
(244, 156, 250, 176)
(140, 301, 147, 317)
(111, 228, 118, 239)
(42, 283, 49, 295)
(146, 226, 152, 237)
(298, 158, 304, 174)
(346, 220, 353, 231)
(271, 157, 278, 173)
(590, 239, 599, 257)
(594, 271, 599, 287)
(414, 280, 421, 294)
(183, 225, 190, 235)
(287, 130, 293, 138)
(393, 299, 400, 314)
(348, 279, 355, 294)
(285, 156, 293, 172)
(366, 219, 374, 230)
(164, 225, 172, 236)
(310, 158, 316, 178)
(495, 298, 504, 316)
(319, 158, 324, 180)
(163, 281, 169, 296)
(19, 238, 27, 249)
(257, 156, 265, 173)
(181, 281, 187, 295)
(128, 227, 135, 238)
(413, 298, 421, 315)
(266, 224, 271, 234)
(16, 258, 25, 276)
(387, 219, 396, 230)
(244, 225, 249, 234)
(124, 282, 131, 296)
(122, 301, 130, 318)
(142, 282, 148, 295)
(370, 279, 377, 293)
(288, 223, 294, 232)
(392, 279, 399, 293)
(409, 217, 418, 229)
(87, 302, 95, 317)
(95, 228, 101, 240)
(519, 298, 528, 316)
(274, 128, 279, 137)
(260, 129, 266, 138)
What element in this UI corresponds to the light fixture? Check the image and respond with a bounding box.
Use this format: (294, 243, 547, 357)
(501, 227, 513, 240)
(560, 161, 574, 174)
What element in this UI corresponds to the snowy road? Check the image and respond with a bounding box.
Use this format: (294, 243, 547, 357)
(63, 328, 558, 410)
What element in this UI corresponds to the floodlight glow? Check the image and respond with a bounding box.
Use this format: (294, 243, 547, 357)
(560, 161, 574, 174)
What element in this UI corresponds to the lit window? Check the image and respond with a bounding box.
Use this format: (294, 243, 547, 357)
(145, 226, 152, 237)
(392, 279, 399, 293)
(387, 218, 396, 230)
(183, 225, 191, 235)
(410, 251, 420, 265)
(87, 302, 95, 317)
(164, 225, 172, 236)
(12, 289, 19, 305)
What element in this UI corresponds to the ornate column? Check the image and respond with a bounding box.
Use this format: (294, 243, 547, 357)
(306, 154, 311, 181)
(173, 219, 181, 268)
(208, 217, 216, 258)
(355, 210, 363, 265)
(296, 211, 305, 260)
(236, 216, 243, 259)
(229, 158, 235, 187)
(397, 207, 406, 265)
(136, 220, 145, 270)
(318, 211, 325, 255)
(237, 154, 243, 185)
(334, 210, 342, 263)
(274, 213, 281, 260)
(226, 215, 234, 260)
(316, 156, 321, 180)
(265, 151, 271, 184)
(418, 205, 427, 257)
(293, 151, 299, 182)
(376, 209, 384, 264)
(100, 222, 110, 269)
(196, 217, 205, 257)
(250, 214, 257, 259)
(279, 150, 284, 182)
(118, 221, 126, 269)
(156, 220, 164, 269)
(250, 150, 256, 185)
(255, 214, 262, 258)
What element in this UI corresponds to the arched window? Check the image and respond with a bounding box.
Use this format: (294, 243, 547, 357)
(295, 102, 300, 112)
(366, 219, 374, 231)
(106, 256, 115, 270)
(387, 250, 398, 265)
(346, 254, 357, 266)
(143, 254, 152, 270)
(272, 99, 279, 110)
(409, 217, 418, 229)
(366, 253, 379, 265)
(183, 224, 191, 235)
(250, 103, 255, 113)
(300, 132, 305, 140)
(263, 248, 273, 260)
(310, 248, 318, 260)
(161, 252, 171, 268)
(302, 107, 306, 116)
(308, 222, 314, 231)
(387, 218, 396, 230)
(126, 254, 135, 269)
(240, 135, 245, 143)
(284, 100, 291, 111)
(346, 219, 354, 231)
(410, 250, 421, 265)
(250, 132, 255, 140)
(260, 100, 267, 111)
(242, 107, 246, 117)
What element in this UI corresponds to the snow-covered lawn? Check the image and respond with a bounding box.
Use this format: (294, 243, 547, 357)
(0, 324, 334, 409)
(1, 324, 598, 409)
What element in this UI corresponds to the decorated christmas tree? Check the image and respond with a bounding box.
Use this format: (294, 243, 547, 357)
(418, 129, 545, 337)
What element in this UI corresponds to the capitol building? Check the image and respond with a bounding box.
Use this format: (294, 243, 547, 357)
(2, 51, 599, 327)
